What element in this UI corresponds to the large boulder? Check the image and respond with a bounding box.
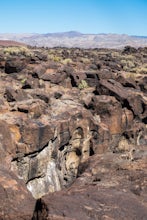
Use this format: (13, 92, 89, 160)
(5, 58, 26, 74)
(32, 151, 147, 220)
(0, 166, 35, 220)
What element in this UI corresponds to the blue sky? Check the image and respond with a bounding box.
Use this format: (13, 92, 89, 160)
(0, 0, 147, 35)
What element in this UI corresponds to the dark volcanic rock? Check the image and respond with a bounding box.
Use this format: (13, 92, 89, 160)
(5, 58, 26, 74)
(97, 78, 147, 119)
(32, 151, 147, 220)
(0, 46, 146, 219)
(0, 120, 16, 165)
(0, 166, 35, 220)
(41, 71, 67, 84)
(33, 187, 147, 220)
(20, 119, 54, 153)
(4, 87, 28, 102)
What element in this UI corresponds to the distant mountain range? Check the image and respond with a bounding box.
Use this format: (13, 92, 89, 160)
(0, 31, 147, 48)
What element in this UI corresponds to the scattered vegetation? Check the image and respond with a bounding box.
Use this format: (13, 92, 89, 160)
(61, 58, 73, 64)
(3, 46, 33, 57)
(120, 59, 136, 71)
(21, 78, 27, 84)
(0, 45, 146, 78)
(78, 80, 88, 89)
(48, 54, 61, 62)
(134, 64, 147, 74)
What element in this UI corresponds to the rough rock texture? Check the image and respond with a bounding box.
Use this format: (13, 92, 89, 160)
(33, 151, 147, 220)
(0, 166, 35, 220)
(0, 45, 146, 219)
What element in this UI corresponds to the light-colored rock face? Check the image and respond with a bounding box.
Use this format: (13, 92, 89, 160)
(8, 91, 102, 199)
(27, 160, 61, 199)
(11, 140, 60, 198)
(11, 115, 95, 199)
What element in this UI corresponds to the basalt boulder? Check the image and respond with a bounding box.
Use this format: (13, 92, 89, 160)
(0, 166, 35, 220)
(5, 58, 27, 74)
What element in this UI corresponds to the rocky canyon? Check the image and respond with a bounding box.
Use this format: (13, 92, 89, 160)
(0, 44, 146, 219)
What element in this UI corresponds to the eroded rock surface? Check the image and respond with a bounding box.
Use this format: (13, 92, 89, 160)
(0, 45, 146, 219)
(0, 166, 35, 220)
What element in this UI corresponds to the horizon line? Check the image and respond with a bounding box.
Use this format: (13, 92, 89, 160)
(0, 31, 147, 37)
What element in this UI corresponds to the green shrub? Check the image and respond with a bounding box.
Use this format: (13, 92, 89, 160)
(3, 46, 33, 57)
(78, 80, 88, 90)
(61, 58, 73, 64)
(53, 56, 61, 62)
(21, 78, 27, 84)
(121, 59, 135, 71)
(48, 54, 61, 62)
(137, 67, 147, 74)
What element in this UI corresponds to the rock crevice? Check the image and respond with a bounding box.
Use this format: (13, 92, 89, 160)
(0, 46, 146, 219)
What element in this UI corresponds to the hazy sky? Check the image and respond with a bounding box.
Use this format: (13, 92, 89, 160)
(0, 0, 146, 35)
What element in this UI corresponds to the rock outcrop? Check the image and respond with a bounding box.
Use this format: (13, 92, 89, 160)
(0, 45, 146, 219)
(0, 166, 35, 220)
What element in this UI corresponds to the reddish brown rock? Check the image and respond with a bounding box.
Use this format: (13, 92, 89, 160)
(0, 120, 15, 164)
(90, 95, 123, 134)
(41, 71, 67, 84)
(35, 187, 147, 220)
(5, 87, 29, 102)
(20, 119, 54, 153)
(0, 166, 35, 220)
(0, 40, 26, 47)
(32, 151, 147, 220)
(0, 46, 146, 219)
